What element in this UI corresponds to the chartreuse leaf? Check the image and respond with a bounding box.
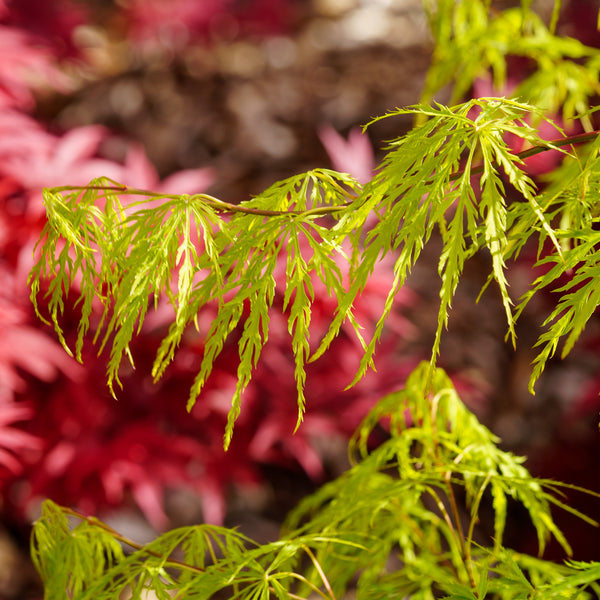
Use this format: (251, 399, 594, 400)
(194, 169, 356, 447)
(150, 194, 229, 381)
(33, 500, 364, 600)
(317, 98, 560, 382)
(29, 170, 358, 447)
(30, 181, 231, 399)
(282, 221, 312, 428)
(421, 1, 599, 124)
(549, 560, 600, 595)
(528, 245, 600, 391)
(101, 193, 229, 397)
(31, 500, 125, 600)
(283, 361, 599, 600)
(29, 180, 124, 360)
(514, 138, 600, 392)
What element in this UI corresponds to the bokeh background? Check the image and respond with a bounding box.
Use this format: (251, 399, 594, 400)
(0, 0, 599, 597)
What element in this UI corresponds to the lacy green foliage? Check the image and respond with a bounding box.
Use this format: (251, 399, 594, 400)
(29, 170, 359, 447)
(31, 363, 600, 599)
(315, 98, 566, 383)
(31, 501, 125, 598)
(283, 362, 599, 599)
(515, 132, 600, 388)
(32, 499, 364, 600)
(421, 0, 600, 124)
(29, 98, 600, 440)
(27, 2, 600, 597)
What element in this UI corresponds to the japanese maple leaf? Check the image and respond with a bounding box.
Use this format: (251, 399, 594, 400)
(96, 423, 208, 529)
(0, 286, 78, 403)
(2, 0, 86, 57)
(122, 0, 291, 48)
(0, 122, 214, 221)
(0, 124, 124, 211)
(0, 110, 55, 160)
(0, 403, 43, 475)
(121, 0, 225, 48)
(0, 25, 70, 109)
(28, 415, 213, 530)
(318, 124, 375, 185)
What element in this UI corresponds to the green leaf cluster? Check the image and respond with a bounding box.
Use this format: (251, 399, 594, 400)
(31, 363, 600, 599)
(27, 1, 600, 598)
(32, 498, 367, 600)
(421, 0, 600, 124)
(30, 170, 359, 447)
(283, 362, 600, 599)
(515, 132, 600, 388)
(317, 98, 567, 383)
(31, 96, 600, 430)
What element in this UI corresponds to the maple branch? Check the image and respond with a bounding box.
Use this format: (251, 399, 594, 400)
(50, 185, 346, 217)
(449, 130, 600, 182)
(302, 544, 337, 600)
(49, 130, 600, 219)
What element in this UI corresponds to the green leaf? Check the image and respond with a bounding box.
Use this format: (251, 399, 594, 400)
(29, 170, 359, 446)
(320, 98, 561, 381)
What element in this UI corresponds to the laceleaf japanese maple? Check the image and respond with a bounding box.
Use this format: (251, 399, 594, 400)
(0, 0, 423, 537)
(22, 0, 600, 598)
(29, 99, 600, 599)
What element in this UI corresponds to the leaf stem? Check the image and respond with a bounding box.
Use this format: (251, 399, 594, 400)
(444, 473, 476, 587)
(302, 544, 337, 600)
(427, 388, 476, 588)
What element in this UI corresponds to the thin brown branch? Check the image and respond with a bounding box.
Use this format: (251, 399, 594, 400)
(49, 130, 600, 220)
(51, 184, 349, 217)
(449, 130, 600, 182)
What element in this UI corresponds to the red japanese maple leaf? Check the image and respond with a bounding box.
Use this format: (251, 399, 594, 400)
(2, 0, 86, 57)
(0, 25, 70, 109)
(318, 124, 375, 185)
(119, 143, 215, 195)
(0, 270, 78, 404)
(0, 125, 123, 195)
(0, 403, 43, 475)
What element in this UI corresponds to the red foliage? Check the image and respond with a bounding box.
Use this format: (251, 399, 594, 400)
(0, 26, 70, 110)
(318, 125, 375, 185)
(1, 0, 594, 541)
(0, 0, 414, 531)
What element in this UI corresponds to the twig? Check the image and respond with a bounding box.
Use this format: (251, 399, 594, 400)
(49, 130, 600, 219)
